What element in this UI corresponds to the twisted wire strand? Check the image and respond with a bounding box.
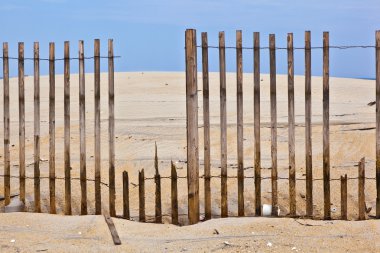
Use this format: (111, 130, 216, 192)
(196, 45, 376, 50)
(0, 56, 121, 61)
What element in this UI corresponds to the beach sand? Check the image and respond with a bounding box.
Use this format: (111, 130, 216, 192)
(0, 72, 379, 251)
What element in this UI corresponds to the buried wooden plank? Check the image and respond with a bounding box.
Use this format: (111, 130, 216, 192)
(104, 215, 121, 245)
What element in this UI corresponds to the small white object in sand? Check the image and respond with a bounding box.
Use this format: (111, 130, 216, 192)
(331, 207, 337, 213)
(78, 232, 82, 235)
(267, 242, 272, 247)
(224, 241, 231, 246)
(10, 239, 15, 243)
(292, 247, 297, 250)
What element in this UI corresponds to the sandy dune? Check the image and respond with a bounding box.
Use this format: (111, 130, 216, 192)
(0, 71, 378, 225)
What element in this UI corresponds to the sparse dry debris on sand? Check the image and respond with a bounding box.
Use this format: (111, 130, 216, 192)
(0, 213, 379, 252)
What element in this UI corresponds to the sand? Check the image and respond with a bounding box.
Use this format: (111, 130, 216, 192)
(0, 72, 379, 251)
(0, 213, 379, 252)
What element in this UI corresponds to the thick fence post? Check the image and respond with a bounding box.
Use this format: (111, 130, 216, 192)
(254, 32, 262, 216)
(123, 171, 130, 219)
(154, 143, 162, 223)
(341, 174, 347, 220)
(171, 161, 179, 225)
(358, 158, 366, 220)
(34, 42, 41, 212)
(236, 30, 244, 217)
(201, 32, 211, 221)
(287, 33, 296, 216)
(269, 34, 277, 216)
(49, 42, 56, 214)
(79, 40, 87, 215)
(18, 42, 26, 203)
(108, 39, 116, 217)
(376, 30, 380, 219)
(3, 43, 10, 206)
(64, 41, 72, 215)
(94, 39, 101, 215)
(139, 169, 145, 222)
(305, 31, 313, 217)
(323, 32, 331, 220)
(185, 29, 199, 224)
(219, 31, 228, 218)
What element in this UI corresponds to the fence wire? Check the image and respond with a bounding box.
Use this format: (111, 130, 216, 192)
(196, 45, 377, 50)
(0, 174, 110, 188)
(0, 56, 121, 61)
(144, 175, 375, 182)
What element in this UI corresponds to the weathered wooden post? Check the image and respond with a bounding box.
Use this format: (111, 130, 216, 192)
(49, 42, 56, 214)
(108, 39, 116, 217)
(305, 31, 313, 217)
(123, 171, 130, 219)
(79, 40, 87, 215)
(154, 143, 162, 223)
(19, 42, 26, 203)
(34, 42, 41, 212)
(185, 29, 199, 224)
(236, 30, 244, 217)
(323, 32, 331, 220)
(269, 34, 277, 216)
(94, 39, 101, 215)
(376, 30, 380, 219)
(358, 158, 366, 220)
(64, 41, 72, 215)
(139, 169, 145, 222)
(254, 32, 262, 216)
(3, 42, 10, 206)
(171, 161, 179, 225)
(341, 174, 347, 220)
(201, 32, 211, 221)
(287, 33, 296, 216)
(219, 31, 228, 218)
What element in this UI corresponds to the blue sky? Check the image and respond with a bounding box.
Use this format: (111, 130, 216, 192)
(1, 0, 379, 78)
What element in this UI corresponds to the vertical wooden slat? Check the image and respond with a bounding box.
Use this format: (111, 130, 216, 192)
(254, 32, 262, 216)
(376, 30, 380, 219)
(202, 32, 211, 220)
(185, 29, 199, 224)
(323, 32, 331, 220)
(108, 39, 116, 217)
(236, 30, 244, 217)
(3, 43, 10, 206)
(64, 41, 71, 215)
(18, 42, 25, 203)
(305, 31, 313, 217)
(34, 42, 41, 212)
(94, 39, 101, 215)
(139, 169, 145, 222)
(341, 174, 347, 220)
(358, 157, 366, 220)
(219, 31, 228, 218)
(79, 40, 87, 215)
(287, 33, 296, 216)
(49, 42, 56, 214)
(269, 34, 277, 216)
(123, 171, 130, 219)
(171, 161, 179, 225)
(154, 143, 162, 223)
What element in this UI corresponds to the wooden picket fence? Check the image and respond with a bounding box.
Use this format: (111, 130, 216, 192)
(1, 39, 116, 216)
(183, 29, 380, 224)
(2, 30, 380, 226)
